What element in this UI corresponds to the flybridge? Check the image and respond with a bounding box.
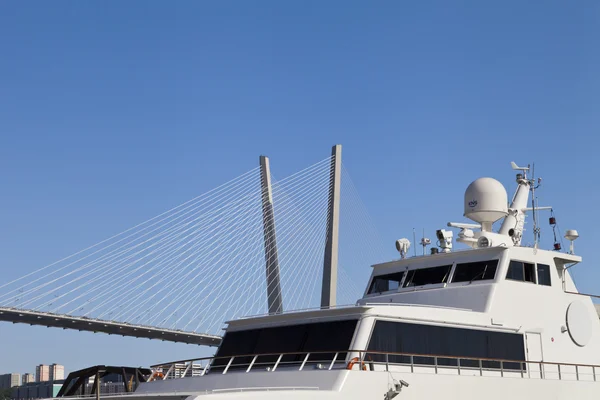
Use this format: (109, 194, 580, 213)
(361, 162, 586, 313)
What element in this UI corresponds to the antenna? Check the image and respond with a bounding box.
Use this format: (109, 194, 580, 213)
(412, 228, 417, 257)
(511, 161, 530, 178)
(530, 163, 543, 248)
(420, 228, 431, 256)
(565, 230, 579, 254)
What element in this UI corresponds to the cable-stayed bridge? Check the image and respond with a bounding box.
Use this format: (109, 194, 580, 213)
(0, 145, 387, 346)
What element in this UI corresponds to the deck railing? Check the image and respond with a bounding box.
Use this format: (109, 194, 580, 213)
(150, 350, 600, 383)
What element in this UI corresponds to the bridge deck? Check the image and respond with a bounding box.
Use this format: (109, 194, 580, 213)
(0, 307, 221, 347)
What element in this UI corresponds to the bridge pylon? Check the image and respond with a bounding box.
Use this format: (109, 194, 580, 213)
(321, 144, 342, 308)
(259, 155, 283, 315)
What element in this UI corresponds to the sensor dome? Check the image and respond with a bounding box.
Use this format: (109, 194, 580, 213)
(464, 177, 508, 225)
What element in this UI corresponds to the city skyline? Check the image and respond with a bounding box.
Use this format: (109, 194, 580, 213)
(0, 364, 65, 388)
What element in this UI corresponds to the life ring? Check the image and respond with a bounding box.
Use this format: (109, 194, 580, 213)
(346, 357, 367, 371)
(149, 371, 164, 381)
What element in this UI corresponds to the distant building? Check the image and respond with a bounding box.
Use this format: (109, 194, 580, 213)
(22, 374, 35, 384)
(49, 365, 64, 382)
(11, 381, 63, 400)
(35, 365, 49, 383)
(12, 375, 120, 400)
(0, 373, 21, 389)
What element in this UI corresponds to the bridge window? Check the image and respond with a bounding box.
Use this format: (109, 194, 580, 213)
(451, 260, 498, 283)
(213, 320, 357, 370)
(506, 261, 536, 283)
(366, 320, 525, 370)
(536, 264, 551, 286)
(368, 272, 405, 294)
(403, 265, 452, 288)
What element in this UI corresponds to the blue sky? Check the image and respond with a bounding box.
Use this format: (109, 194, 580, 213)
(0, 1, 598, 374)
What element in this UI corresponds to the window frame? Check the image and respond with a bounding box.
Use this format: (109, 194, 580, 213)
(367, 271, 406, 295)
(402, 264, 453, 289)
(506, 260, 537, 284)
(536, 263, 552, 287)
(450, 259, 499, 284)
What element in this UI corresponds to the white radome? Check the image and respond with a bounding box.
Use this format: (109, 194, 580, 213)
(464, 177, 508, 225)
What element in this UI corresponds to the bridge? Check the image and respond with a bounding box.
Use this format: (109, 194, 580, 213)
(0, 145, 387, 346)
(0, 306, 221, 346)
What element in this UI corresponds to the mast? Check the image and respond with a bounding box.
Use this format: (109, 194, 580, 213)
(499, 165, 531, 246)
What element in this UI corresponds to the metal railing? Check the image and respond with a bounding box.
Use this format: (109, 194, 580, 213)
(150, 350, 600, 383)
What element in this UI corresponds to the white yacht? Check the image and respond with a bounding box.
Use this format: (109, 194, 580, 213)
(125, 162, 600, 399)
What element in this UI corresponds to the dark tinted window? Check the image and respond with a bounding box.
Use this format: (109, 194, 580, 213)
(368, 272, 405, 294)
(213, 320, 357, 369)
(366, 321, 525, 370)
(537, 264, 551, 286)
(452, 260, 498, 283)
(506, 261, 536, 283)
(403, 265, 452, 287)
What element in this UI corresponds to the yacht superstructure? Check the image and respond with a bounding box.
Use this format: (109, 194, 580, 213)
(107, 163, 600, 399)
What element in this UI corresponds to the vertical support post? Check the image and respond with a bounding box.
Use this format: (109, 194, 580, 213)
(520, 362, 524, 378)
(163, 365, 174, 381)
(299, 353, 310, 371)
(121, 368, 129, 391)
(95, 371, 100, 400)
(246, 355, 258, 373)
(259, 156, 283, 315)
(321, 144, 342, 308)
(558, 364, 562, 380)
(329, 353, 339, 370)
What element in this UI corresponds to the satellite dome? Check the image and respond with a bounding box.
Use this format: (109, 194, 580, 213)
(464, 177, 508, 225)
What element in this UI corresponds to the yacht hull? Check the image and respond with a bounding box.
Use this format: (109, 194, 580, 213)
(106, 370, 600, 400)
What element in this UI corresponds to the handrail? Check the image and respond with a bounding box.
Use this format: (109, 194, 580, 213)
(152, 350, 352, 368)
(152, 349, 600, 370)
(149, 349, 600, 384)
(235, 304, 360, 320)
(565, 290, 600, 300)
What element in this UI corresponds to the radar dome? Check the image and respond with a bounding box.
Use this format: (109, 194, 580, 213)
(464, 177, 508, 225)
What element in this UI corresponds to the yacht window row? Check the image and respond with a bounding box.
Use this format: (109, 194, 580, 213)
(366, 320, 526, 370)
(367, 260, 499, 294)
(506, 260, 551, 286)
(213, 319, 526, 372)
(213, 320, 358, 369)
(368, 258, 552, 295)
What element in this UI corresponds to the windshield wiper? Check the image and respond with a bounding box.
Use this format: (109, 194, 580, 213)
(469, 265, 488, 284)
